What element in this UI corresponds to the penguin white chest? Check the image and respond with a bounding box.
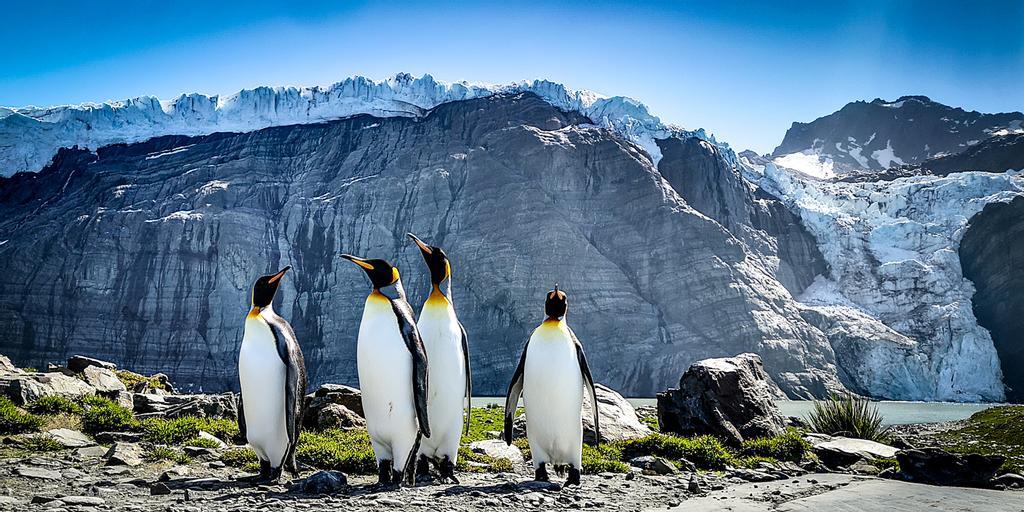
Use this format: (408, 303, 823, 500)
(417, 296, 466, 459)
(238, 314, 289, 467)
(356, 294, 418, 463)
(523, 321, 584, 467)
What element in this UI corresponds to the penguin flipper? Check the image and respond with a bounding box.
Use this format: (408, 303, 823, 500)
(459, 321, 472, 435)
(269, 314, 308, 459)
(503, 339, 530, 445)
(236, 390, 247, 442)
(391, 299, 431, 438)
(570, 327, 600, 445)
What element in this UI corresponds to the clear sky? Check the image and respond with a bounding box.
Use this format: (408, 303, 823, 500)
(1, 1, 1021, 154)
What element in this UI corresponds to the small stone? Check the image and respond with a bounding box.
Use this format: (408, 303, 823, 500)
(75, 445, 109, 458)
(150, 482, 172, 496)
(60, 496, 105, 506)
(16, 467, 62, 480)
(45, 428, 95, 448)
(104, 442, 145, 466)
(158, 466, 191, 482)
(629, 455, 677, 475)
(378, 498, 404, 507)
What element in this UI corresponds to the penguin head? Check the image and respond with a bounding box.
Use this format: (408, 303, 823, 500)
(341, 254, 400, 289)
(544, 284, 568, 320)
(407, 233, 450, 286)
(251, 266, 290, 309)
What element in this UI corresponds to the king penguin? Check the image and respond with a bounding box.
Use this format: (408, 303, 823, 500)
(237, 266, 307, 483)
(407, 233, 471, 484)
(503, 285, 599, 486)
(342, 253, 430, 487)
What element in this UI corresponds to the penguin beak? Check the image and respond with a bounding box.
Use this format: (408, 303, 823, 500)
(341, 254, 375, 271)
(407, 233, 433, 255)
(267, 266, 291, 285)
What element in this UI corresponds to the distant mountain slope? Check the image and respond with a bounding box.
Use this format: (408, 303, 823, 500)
(771, 95, 1023, 177)
(0, 93, 841, 398)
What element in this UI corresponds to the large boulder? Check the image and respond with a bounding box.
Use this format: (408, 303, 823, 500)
(0, 371, 96, 405)
(82, 366, 126, 394)
(811, 436, 899, 468)
(133, 392, 237, 419)
(656, 353, 785, 445)
(896, 447, 1005, 488)
(306, 403, 365, 431)
(306, 384, 363, 417)
(67, 355, 117, 373)
(583, 384, 652, 443)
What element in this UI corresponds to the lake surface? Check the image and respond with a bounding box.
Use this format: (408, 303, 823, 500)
(472, 398, 1001, 425)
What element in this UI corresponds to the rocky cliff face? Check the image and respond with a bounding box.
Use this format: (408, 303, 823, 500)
(0, 93, 844, 397)
(960, 196, 1024, 401)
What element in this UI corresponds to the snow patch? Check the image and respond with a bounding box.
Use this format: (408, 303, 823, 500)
(870, 140, 904, 168)
(772, 151, 836, 179)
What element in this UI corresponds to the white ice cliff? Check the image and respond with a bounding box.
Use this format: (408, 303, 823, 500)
(743, 155, 1024, 401)
(0, 73, 729, 176)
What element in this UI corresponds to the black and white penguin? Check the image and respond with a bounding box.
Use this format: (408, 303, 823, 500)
(407, 233, 471, 484)
(237, 266, 307, 483)
(503, 285, 599, 486)
(341, 253, 430, 487)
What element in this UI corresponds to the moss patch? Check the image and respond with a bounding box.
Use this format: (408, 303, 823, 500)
(141, 416, 238, 445)
(740, 429, 809, 463)
(933, 406, 1024, 473)
(0, 396, 44, 434)
(115, 370, 172, 392)
(80, 396, 139, 434)
(27, 396, 84, 416)
(296, 428, 377, 473)
(146, 446, 192, 464)
(616, 433, 736, 470)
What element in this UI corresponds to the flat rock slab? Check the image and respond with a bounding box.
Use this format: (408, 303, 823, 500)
(46, 428, 95, 448)
(15, 467, 63, 480)
(669, 473, 1024, 512)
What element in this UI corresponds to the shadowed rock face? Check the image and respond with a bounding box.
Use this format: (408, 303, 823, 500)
(0, 93, 843, 397)
(961, 196, 1024, 402)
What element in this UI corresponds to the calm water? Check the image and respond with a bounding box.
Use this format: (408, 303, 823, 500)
(472, 398, 1001, 425)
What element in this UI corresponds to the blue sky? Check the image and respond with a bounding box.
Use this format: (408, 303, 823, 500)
(1, 1, 1021, 153)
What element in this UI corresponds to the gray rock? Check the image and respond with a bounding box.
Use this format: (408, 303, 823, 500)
(75, 445, 108, 458)
(0, 372, 95, 405)
(67, 356, 117, 373)
(104, 443, 145, 467)
(132, 393, 236, 419)
(896, 447, 1005, 488)
(628, 456, 677, 475)
(656, 353, 786, 445)
(305, 384, 364, 418)
(582, 383, 651, 443)
(82, 366, 126, 394)
(688, 474, 703, 493)
(0, 94, 845, 398)
(469, 440, 524, 464)
(44, 428, 95, 448)
(15, 467, 62, 480)
(992, 472, 1024, 488)
(150, 482, 172, 495)
(306, 403, 365, 431)
(811, 437, 898, 468)
(94, 432, 144, 444)
(297, 470, 348, 494)
(728, 469, 777, 482)
(158, 466, 191, 482)
(0, 355, 21, 373)
(59, 496, 105, 506)
(0, 496, 25, 506)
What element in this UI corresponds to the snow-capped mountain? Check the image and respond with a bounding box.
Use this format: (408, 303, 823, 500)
(0, 73, 731, 177)
(770, 95, 1024, 178)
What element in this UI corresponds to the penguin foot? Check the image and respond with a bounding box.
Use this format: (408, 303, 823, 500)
(377, 460, 394, 486)
(535, 463, 550, 482)
(415, 455, 433, 481)
(394, 469, 413, 488)
(439, 456, 460, 484)
(565, 466, 582, 487)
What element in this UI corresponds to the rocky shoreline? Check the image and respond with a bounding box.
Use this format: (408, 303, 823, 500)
(1, 353, 1023, 511)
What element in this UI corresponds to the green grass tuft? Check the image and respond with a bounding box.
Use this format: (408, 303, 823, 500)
(806, 394, 888, 442)
(0, 396, 44, 434)
(140, 416, 238, 445)
(296, 428, 377, 473)
(457, 446, 515, 473)
(27, 396, 84, 416)
(221, 447, 259, 468)
(10, 434, 64, 452)
(80, 396, 139, 434)
(146, 446, 192, 464)
(740, 429, 810, 462)
(583, 443, 629, 473)
(616, 433, 736, 470)
(185, 436, 223, 449)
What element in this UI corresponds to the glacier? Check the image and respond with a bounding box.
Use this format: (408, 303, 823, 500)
(742, 154, 1024, 401)
(0, 73, 730, 177)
